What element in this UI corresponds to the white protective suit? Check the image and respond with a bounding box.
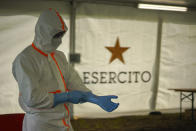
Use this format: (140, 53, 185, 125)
(12, 9, 91, 131)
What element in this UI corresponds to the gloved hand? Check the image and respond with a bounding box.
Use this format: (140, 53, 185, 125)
(82, 92, 119, 112)
(53, 90, 86, 107)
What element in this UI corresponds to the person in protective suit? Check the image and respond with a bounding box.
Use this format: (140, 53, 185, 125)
(12, 8, 119, 131)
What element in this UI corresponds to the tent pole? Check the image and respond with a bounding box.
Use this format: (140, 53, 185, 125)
(69, 0, 77, 67)
(149, 16, 163, 115)
(69, 0, 77, 120)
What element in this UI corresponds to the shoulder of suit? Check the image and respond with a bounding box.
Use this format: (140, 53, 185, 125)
(55, 50, 68, 62)
(55, 50, 64, 54)
(14, 46, 33, 60)
(55, 50, 66, 57)
(14, 45, 42, 65)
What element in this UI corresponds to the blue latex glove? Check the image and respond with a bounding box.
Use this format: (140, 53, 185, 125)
(83, 92, 119, 112)
(53, 90, 86, 107)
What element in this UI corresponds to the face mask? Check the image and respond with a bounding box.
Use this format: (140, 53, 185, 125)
(41, 31, 65, 53)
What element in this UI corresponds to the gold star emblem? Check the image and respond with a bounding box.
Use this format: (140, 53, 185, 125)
(105, 37, 129, 64)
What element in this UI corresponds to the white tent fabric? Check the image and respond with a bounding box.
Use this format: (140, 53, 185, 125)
(0, 1, 196, 118)
(157, 14, 196, 109)
(74, 3, 158, 118)
(74, 4, 196, 117)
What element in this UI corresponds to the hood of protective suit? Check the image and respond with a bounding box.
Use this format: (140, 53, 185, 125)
(33, 9, 68, 53)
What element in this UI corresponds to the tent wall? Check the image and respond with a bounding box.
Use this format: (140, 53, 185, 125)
(157, 12, 196, 110)
(74, 3, 158, 118)
(73, 3, 196, 118)
(72, 3, 196, 117)
(0, 1, 196, 118)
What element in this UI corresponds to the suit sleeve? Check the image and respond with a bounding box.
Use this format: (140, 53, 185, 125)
(12, 54, 54, 109)
(60, 53, 91, 92)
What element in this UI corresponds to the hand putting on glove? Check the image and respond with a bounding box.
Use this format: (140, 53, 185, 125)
(53, 90, 119, 112)
(82, 92, 119, 112)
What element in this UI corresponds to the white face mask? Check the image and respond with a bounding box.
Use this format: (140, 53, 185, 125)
(41, 31, 65, 53)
